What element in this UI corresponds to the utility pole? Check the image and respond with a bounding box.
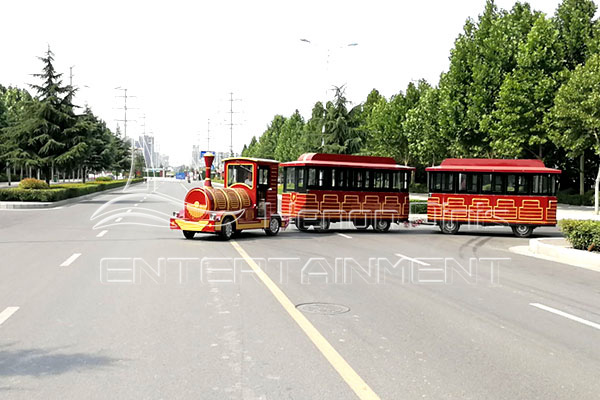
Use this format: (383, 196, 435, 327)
(69, 65, 75, 87)
(115, 87, 137, 187)
(227, 92, 241, 156)
(207, 118, 211, 151)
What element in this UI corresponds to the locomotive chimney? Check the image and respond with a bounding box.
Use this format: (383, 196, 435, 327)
(204, 152, 214, 187)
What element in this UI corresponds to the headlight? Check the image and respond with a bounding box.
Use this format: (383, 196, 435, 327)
(209, 212, 216, 221)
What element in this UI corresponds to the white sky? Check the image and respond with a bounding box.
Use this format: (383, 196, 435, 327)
(0, 0, 566, 166)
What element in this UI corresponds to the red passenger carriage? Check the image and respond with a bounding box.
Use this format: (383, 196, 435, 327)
(426, 159, 561, 237)
(281, 153, 414, 232)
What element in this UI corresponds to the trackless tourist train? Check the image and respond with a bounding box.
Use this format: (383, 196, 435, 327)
(170, 153, 286, 240)
(171, 153, 562, 240)
(426, 159, 561, 238)
(280, 153, 414, 232)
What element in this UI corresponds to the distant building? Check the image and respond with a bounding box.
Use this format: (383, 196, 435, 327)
(139, 135, 155, 168)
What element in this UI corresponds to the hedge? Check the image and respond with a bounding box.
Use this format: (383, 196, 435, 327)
(19, 178, 49, 189)
(410, 198, 428, 214)
(559, 219, 600, 252)
(410, 182, 428, 193)
(0, 178, 144, 202)
(557, 189, 594, 206)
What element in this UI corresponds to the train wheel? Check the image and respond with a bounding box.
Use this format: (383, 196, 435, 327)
(265, 217, 281, 236)
(315, 219, 330, 233)
(296, 217, 309, 232)
(373, 219, 391, 233)
(512, 224, 534, 238)
(219, 217, 235, 241)
(440, 220, 460, 234)
(183, 230, 195, 240)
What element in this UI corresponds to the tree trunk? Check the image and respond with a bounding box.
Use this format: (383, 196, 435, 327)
(19, 166, 23, 181)
(580, 153, 585, 196)
(6, 163, 11, 187)
(83, 167, 86, 183)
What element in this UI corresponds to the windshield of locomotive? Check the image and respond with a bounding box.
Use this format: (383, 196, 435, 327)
(227, 164, 254, 188)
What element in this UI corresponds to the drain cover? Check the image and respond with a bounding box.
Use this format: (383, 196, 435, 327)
(296, 302, 350, 315)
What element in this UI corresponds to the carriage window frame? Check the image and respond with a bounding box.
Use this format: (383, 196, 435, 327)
(284, 167, 296, 192)
(258, 166, 269, 186)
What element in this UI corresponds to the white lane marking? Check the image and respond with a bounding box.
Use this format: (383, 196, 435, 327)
(395, 253, 430, 266)
(180, 183, 188, 191)
(115, 217, 123, 222)
(337, 233, 352, 239)
(60, 253, 81, 267)
(0, 307, 19, 326)
(126, 209, 132, 213)
(134, 204, 139, 207)
(96, 230, 108, 238)
(530, 303, 600, 331)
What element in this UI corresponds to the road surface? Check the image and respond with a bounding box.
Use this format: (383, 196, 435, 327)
(0, 180, 598, 399)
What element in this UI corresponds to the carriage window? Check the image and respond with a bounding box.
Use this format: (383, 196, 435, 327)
(374, 171, 384, 189)
(533, 174, 556, 195)
(458, 173, 467, 192)
(227, 164, 254, 188)
(393, 171, 402, 190)
(507, 175, 516, 193)
(383, 172, 391, 190)
(432, 172, 442, 191)
(482, 174, 492, 192)
(467, 174, 479, 193)
(517, 175, 528, 194)
(318, 169, 325, 188)
(441, 173, 454, 192)
(258, 167, 269, 185)
(335, 169, 346, 189)
(308, 168, 316, 186)
(492, 174, 503, 193)
(297, 168, 305, 189)
(365, 170, 372, 189)
(284, 167, 296, 191)
(353, 169, 364, 189)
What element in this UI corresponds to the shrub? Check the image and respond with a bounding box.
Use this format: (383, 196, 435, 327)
(557, 190, 594, 206)
(410, 199, 428, 214)
(19, 178, 49, 190)
(95, 176, 113, 182)
(559, 219, 600, 252)
(410, 182, 428, 193)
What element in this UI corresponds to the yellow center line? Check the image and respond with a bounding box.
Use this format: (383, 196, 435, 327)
(230, 241, 380, 400)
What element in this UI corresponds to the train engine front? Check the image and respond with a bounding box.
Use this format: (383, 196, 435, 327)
(170, 153, 252, 240)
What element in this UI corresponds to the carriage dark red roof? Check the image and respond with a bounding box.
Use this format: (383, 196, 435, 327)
(281, 153, 414, 170)
(426, 159, 561, 174)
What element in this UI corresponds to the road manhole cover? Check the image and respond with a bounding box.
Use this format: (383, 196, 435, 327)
(296, 302, 350, 315)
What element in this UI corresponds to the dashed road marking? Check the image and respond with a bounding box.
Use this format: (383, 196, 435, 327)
(60, 253, 81, 267)
(530, 303, 600, 331)
(337, 233, 352, 239)
(0, 307, 19, 326)
(395, 253, 430, 266)
(126, 209, 132, 213)
(231, 241, 380, 400)
(115, 217, 123, 222)
(96, 230, 108, 238)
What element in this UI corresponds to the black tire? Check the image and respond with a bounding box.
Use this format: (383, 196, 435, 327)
(352, 219, 371, 231)
(296, 217, 309, 232)
(183, 230, 195, 240)
(315, 218, 330, 233)
(219, 217, 235, 240)
(512, 224, 534, 238)
(373, 219, 391, 233)
(265, 217, 281, 236)
(440, 220, 460, 234)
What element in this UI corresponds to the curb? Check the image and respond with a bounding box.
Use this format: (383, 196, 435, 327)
(0, 181, 145, 209)
(529, 238, 600, 270)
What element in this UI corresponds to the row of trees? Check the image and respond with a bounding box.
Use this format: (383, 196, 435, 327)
(0, 48, 132, 185)
(242, 0, 600, 211)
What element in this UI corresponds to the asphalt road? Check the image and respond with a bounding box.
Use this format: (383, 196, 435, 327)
(0, 179, 599, 399)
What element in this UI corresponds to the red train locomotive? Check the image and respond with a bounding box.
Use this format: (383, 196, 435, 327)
(426, 159, 561, 237)
(281, 153, 414, 232)
(170, 153, 285, 240)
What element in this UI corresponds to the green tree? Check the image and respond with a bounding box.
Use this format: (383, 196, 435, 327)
(490, 15, 564, 158)
(275, 110, 305, 161)
(549, 54, 600, 213)
(555, 0, 597, 69)
(322, 86, 362, 154)
(255, 115, 285, 159)
(302, 101, 326, 153)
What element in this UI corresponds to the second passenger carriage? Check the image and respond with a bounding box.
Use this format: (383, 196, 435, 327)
(281, 153, 415, 232)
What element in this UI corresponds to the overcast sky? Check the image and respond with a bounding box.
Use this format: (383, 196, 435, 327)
(0, 0, 567, 166)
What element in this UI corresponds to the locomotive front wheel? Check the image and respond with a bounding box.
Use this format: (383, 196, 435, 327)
(440, 220, 460, 234)
(512, 224, 534, 238)
(265, 217, 281, 236)
(219, 217, 235, 240)
(183, 230, 195, 240)
(373, 219, 391, 232)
